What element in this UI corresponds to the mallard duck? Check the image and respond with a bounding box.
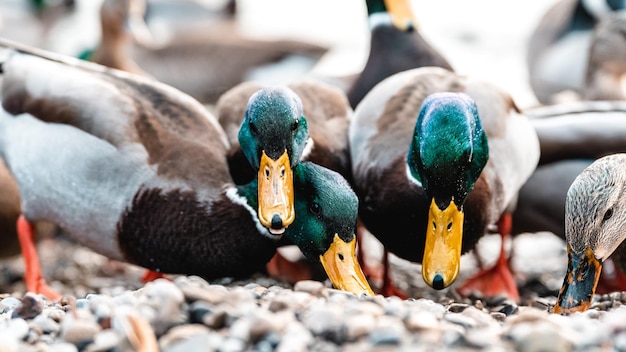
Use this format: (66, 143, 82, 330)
(583, 10, 626, 101)
(0, 38, 372, 299)
(553, 153, 626, 314)
(346, 0, 452, 108)
(87, 0, 328, 104)
(215, 79, 353, 281)
(216, 79, 352, 182)
(527, 0, 626, 104)
(509, 102, 626, 299)
(349, 66, 539, 301)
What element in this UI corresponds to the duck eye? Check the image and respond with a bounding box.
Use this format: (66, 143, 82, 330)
(249, 120, 258, 135)
(291, 120, 299, 132)
(310, 202, 321, 215)
(603, 208, 614, 221)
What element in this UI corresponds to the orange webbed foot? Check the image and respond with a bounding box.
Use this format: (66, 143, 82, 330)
(266, 249, 315, 283)
(17, 215, 62, 301)
(141, 270, 167, 283)
(457, 214, 520, 303)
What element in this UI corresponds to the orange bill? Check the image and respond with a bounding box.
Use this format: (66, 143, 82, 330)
(258, 150, 295, 234)
(384, 0, 418, 31)
(422, 198, 464, 290)
(554, 245, 602, 314)
(320, 234, 374, 296)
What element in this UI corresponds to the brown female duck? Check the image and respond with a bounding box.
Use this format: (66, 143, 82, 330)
(554, 153, 626, 313)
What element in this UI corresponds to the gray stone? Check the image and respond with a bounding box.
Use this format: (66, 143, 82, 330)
(162, 332, 223, 352)
(12, 293, 43, 320)
(301, 305, 346, 343)
(219, 337, 247, 352)
(0, 297, 21, 314)
(0, 318, 29, 340)
(60, 310, 101, 346)
(277, 323, 313, 352)
(138, 279, 186, 335)
(405, 310, 439, 331)
(175, 276, 228, 304)
(84, 330, 122, 352)
(31, 314, 60, 334)
(294, 280, 328, 298)
(159, 325, 222, 351)
(369, 315, 405, 346)
(47, 342, 79, 352)
(345, 313, 375, 341)
(228, 318, 251, 342)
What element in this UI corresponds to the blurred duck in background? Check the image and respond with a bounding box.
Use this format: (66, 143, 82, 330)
(87, 0, 329, 104)
(527, 0, 626, 104)
(346, 0, 452, 108)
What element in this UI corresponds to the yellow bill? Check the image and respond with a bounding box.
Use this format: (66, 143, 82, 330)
(320, 234, 374, 296)
(258, 150, 295, 234)
(422, 198, 464, 290)
(384, 0, 418, 31)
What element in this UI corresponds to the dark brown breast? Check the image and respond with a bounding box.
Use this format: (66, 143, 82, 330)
(117, 187, 277, 279)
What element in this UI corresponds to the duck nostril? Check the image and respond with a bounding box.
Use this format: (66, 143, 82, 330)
(271, 214, 283, 229)
(432, 274, 444, 290)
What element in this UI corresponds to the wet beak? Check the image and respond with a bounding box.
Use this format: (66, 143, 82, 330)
(258, 150, 295, 234)
(422, 198, 464, 290)
(384, 0, 418, 31)
(320, 234, 374, 296)
(554, 245, 602, 314)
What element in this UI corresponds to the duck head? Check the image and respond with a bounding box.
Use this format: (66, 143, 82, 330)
(100, 0, 153, 48)
(366, 0, 417, 31)
(236, 161, 373, 295)
(407, 92, 489, 290)
(287, 162, 373, 296)
(238, 87, 309, 235)
(555, 154, 626, 314)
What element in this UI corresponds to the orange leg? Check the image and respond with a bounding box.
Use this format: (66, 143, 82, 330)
(266, 250, 315, 284)
(17, 215, 62, 301)
(380, 249, 409, 299)
(596, 258, 626, 294)
(457, 213, 520, 303)
(356, 220, 386, 289)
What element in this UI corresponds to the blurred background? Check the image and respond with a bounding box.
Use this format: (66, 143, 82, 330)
(0, 0, 559, 108)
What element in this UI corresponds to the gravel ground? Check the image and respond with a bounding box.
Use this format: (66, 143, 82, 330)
(0, 230, 624, 352)
(0, 1, 616, 351)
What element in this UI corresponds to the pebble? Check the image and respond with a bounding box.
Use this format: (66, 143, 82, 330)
(6, 236, 626, 350)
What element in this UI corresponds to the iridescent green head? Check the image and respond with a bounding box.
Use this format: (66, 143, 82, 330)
(407, 92, 488, 291)
(237, 162, 372, 296)
(239, 87, 309, 168)
(407, 92, 488, 209)
(238, 87, 309, 234)
(288, 162, 373, 296)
